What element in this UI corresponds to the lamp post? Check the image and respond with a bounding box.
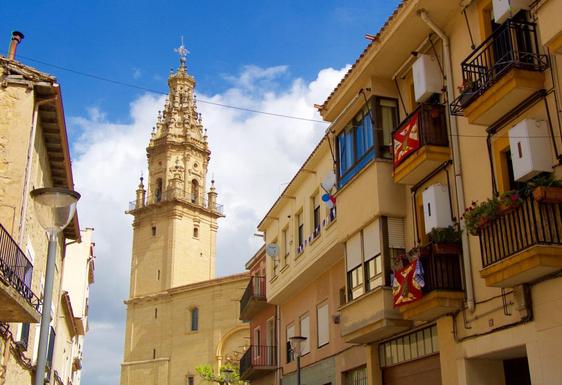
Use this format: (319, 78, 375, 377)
(30, 187, 80, 385)
(289, 336, 307, 385)
(222, 367, 234, 385)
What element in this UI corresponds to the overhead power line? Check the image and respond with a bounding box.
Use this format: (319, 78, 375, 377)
(17, 55, 329, 124)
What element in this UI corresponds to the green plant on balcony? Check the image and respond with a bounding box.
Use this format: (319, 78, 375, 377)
(457, 79, 478, 107)
(528, 174, 562, 203)
(497, 190, 524, 215)
(427, 225, 462, 255)
(462, 197, 499, 236)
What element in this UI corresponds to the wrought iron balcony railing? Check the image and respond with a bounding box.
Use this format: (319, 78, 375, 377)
(451, 19, 548, 115)
(479, 195, 562, 268)
(0, 223, 41, 310)
(239, 345, 277, 378)
(392, 103, 448, 168)
(240, 276, 266, 314)
(419, 243, 464, 293)
(128, 188, 224, 214)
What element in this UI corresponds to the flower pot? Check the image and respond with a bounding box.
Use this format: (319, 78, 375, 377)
(497, 203, 520, 216)
(533, 186, 562, 204)
(432, 242, 461, 255)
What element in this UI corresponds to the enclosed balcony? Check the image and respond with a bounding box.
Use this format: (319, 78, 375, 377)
(239, 345, 276, 380)
(450, 19, 548, 125)
(0, 224, 41, 322)
(239, 276, 267, 321)
(392, 103, 449, 185)
(128, 188, 224, 216)
(399, 243, 464, 321)
(339, 286, 412, 344)
(479, 194, 562, 288)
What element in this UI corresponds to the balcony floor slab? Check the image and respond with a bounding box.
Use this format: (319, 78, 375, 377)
(399, 290, 465, 321)
(0, 281, 40, 323)
(393, 145, 450, 185)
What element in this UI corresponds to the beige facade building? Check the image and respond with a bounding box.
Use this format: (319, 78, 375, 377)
(0, 32, 93, 385)
(120, 48, 250, 385)
(254, 1, 562, 385)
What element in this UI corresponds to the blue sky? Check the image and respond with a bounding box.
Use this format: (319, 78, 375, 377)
(1, 2, 400, 384)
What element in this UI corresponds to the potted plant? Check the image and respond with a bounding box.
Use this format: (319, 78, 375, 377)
(497, 190, 524, 215)
(462, 197, 499, 236)
(427, 225, 462, 255)
(529, 174, 562, 203)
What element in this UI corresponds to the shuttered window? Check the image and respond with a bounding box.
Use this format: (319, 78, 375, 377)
(300, 314, 310, 355)
(317, 302, 329, 347)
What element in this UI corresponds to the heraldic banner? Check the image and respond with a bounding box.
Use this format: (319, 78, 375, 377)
(392, 259, 424, 307)
(393, 111, 420, 167)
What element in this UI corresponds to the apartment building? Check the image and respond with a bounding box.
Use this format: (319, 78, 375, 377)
(257, 137, 368, 385)
(314, 0, 562, 384)
(239, 246, 277, 385)
(0, 32, 92, 385)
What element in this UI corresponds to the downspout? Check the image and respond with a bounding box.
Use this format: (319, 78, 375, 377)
(417, 9, 475, 311)
(18, 95, 57, 245)
(275, 304, 281, 385)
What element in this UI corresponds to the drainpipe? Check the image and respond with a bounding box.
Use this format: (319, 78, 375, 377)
(275, 304, 281, 385)
(18, 95, 57, 246)
(417, 9, 475, 312)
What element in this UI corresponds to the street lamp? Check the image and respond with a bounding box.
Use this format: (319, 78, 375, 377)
(222, 367, 235, 385)
(289, 336, 307, 385)
(30, 187, 80, 385)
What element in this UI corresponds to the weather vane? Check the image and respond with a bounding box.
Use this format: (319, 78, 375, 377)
(174, 36, 189, 67)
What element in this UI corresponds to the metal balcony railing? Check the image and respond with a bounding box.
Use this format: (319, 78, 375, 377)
(450, 19, 548, 115)
(419, 243, 464, 292)
(392, 103, 448, 168)
(479, 195, 562, 268)
(128, 188, 224, 214)
(0, 223, 41, 310)
(240, 276, 266, 315)
(239, 345, 277, 377)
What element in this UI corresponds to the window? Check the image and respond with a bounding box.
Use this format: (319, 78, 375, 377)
(379, 325, 438, 367)
(336, 98, 399, 187)
(18, 323, 30, 350)
(190, 307, 199, 331)
(254, 327, 261, 358)
(193, 226, 199, 238)
(191, 179, 199, 204)
(286, 324, 295, 363)
(316, 303, 329, 347)
(151, 226, 156, 236)
(187, 376, 195, 385)
(296, 212, 304, 252)
(155, 178, 163, 202)
(155, 308, 158, 319)
(282, 227, 289, 265)
(299, 314, 310, 355)
(312, 194, 320, 238)
(157, 269, 160, 281)
(47, 327, 56, 369)
(344, 366, 367, 385)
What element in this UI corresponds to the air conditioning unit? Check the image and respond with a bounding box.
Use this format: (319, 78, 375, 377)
(493, 0, 531, 24)
(509, 119, 553, 182)
(422, 184, 453, 233)
(412, 54, 442, 103)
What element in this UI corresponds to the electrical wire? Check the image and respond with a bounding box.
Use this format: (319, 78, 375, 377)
(16, 55, 329, 124)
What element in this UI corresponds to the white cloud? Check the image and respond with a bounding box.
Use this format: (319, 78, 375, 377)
(73, 64, 349, 385)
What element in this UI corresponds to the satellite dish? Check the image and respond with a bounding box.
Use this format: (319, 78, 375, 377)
(321, 172, 337, 192)
(266, 243, 279, 258)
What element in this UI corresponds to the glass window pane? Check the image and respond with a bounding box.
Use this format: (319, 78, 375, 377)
(379, 344, 386, 367)
(364, 111, 374, 150)
(375, 255, 382, 275)
(410, 334, 418, 359)
(403, 336, 411, 361)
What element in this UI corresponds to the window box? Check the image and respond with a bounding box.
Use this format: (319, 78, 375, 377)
(532, 186, 562, 204)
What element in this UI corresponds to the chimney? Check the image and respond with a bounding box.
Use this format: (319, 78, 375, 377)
(7, 31, 24, 61)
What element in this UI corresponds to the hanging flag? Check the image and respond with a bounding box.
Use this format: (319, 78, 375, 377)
(393, 111, 420, 166)
(392, 259, 424, 307)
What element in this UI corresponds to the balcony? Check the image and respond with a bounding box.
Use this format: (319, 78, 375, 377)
(239, 345, 276, 380)
(339, 286, 412, 344)
(479, 194, 562, 288)
(0, 224, 41, 322)
(398, 244, 464, 321)
(239, 276, 267, 321)
(128, 188, 224, 215)
(450, 19, 548, 125)
(392, 103, 449, 185)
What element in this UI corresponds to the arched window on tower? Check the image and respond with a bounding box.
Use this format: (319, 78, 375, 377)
(155, 178, 163, 202)
(191, 179, 199, 204)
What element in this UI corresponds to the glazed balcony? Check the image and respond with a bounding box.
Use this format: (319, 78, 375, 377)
(239, 345, 277, 380)
(479, 194, 562, 288)
(128, 188, 224, 215)
(399, 243, 464, 321)
(450, 19, 548, 125)
(339, 286, 412, 344)
(392, 103, 449, 185)
(0, 224, 41, 323)
(239, 276, 267, 321)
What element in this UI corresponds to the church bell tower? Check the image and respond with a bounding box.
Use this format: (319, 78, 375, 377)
(126, 41, 224, 298)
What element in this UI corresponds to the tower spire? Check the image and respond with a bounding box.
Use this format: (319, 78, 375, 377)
(174, 36, 189, 72)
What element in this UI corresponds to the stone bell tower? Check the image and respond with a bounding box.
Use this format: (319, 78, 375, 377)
(126, 41, 224, 298)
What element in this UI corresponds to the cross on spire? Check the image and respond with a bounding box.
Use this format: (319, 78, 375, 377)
(174, 36, 189, 69)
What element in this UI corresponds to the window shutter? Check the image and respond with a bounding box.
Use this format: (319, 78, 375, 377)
(346, 233, 362, 272)
(387, 218, 405, 249)
(363, 219, 381, 259)
(317, 303, 329, 347)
